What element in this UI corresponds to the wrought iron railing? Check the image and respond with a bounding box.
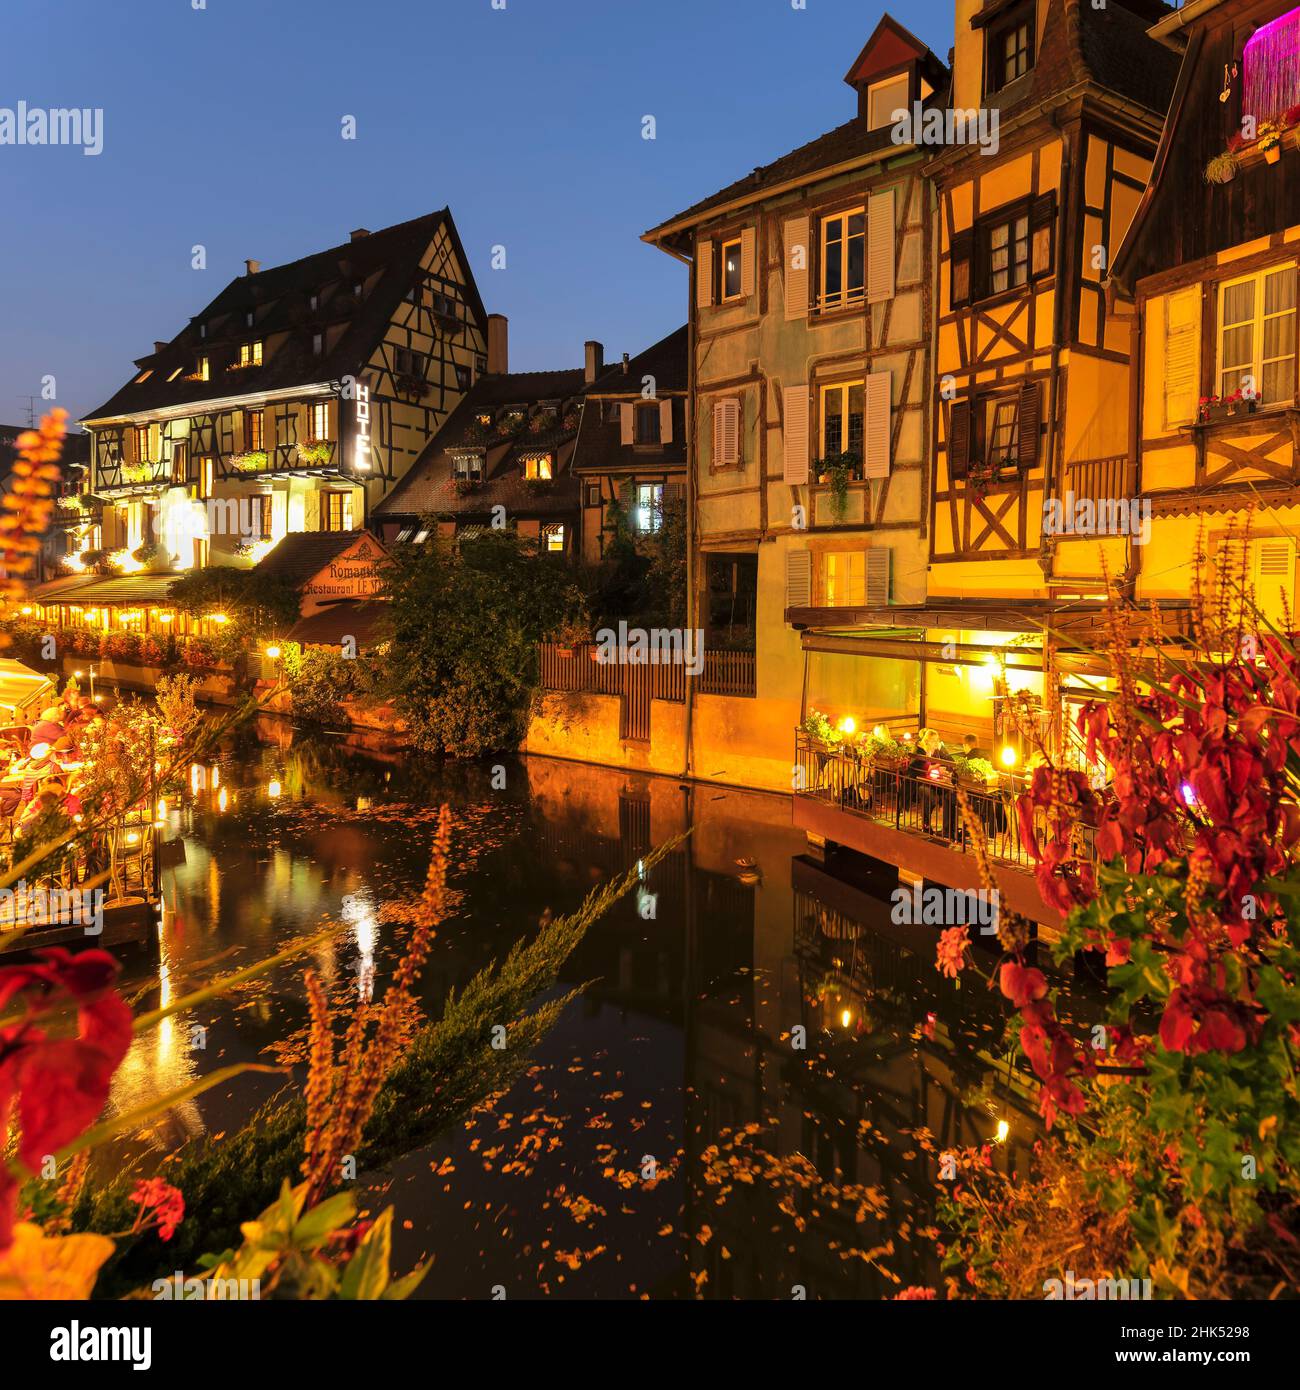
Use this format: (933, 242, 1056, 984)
(793, 730, 1098, 874)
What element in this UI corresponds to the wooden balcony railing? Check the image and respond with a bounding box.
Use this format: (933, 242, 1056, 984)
(538, 644, 756, 701)
(1062, 455, 1132, 504)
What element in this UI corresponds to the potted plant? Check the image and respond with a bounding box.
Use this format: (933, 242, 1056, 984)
(1259, 124, 1284, 164)
(1204, 151, 1240, 185)
(231, 450, 269, 474)
(951, 752, 997, 789)
(296, 441, 333, 466)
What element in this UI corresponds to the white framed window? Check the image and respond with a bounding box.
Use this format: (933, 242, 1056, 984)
(635, 483, 664, 533)
(308, 403, 330, 442)
(819, 209, 866, 309)
(824, 551, 866, 607)
(543, 523, 565, 553)
(721, 238, 744, 301)
(239, 340, 263, 366)
(820, 381, 865, 458)
(866, 73, 909, 131)
(1218, 265, 1297, 404)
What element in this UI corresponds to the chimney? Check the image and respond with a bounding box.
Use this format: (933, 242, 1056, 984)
(350, 228, 371, 242)
(487, 314, 509, 374)
(245, 259, 260, 276)
(154, 341, 167, 354)
(584, 340, 604, 384)
(621, 352, 630, 374)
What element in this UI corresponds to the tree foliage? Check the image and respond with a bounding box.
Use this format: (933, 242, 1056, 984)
(381, 529, 586, 756)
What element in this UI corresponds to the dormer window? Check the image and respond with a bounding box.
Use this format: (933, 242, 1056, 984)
(522, 454, 553, 481)
(988, 6, 1034, 93)
(199, 323, 207, 340)
(197, 356, 210, 381)
(239, 340, 263, 366)
(865, 72, 909, 131)
(167, 367, 183, 382)
(353, 281, 364, 299)
(310, 292, 320, 311)
(134, 370, 152, 385)
(312, 332, 324, 356)
(452, 451, 483, 482)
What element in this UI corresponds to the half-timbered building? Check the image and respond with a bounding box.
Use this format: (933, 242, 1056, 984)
(919, 0, 1178, 755)
(77, 210, 489, 621)
(571, 328, 688, 564)
(644, 16, 946, 790)
(372, 343, 588, 558)
(1112, 0, 1300, 631)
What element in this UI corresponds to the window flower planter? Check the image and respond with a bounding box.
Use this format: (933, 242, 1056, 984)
(296, 441, 333, 466)
(231, 451, 269, 473)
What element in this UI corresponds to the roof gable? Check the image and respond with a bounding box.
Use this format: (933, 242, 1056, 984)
(843, 15, 931, 88)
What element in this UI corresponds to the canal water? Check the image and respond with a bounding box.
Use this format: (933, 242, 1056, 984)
(107, 719, 1085, 1299)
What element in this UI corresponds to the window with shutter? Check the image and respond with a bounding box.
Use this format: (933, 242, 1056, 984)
(867, 189, 895, 304)
(697, 240, 715, 309)
(824, 551, 865, 606)
(1016, 380, 1042, 470)
(864, 372, 892, 478)
(720, 238, 744, 301)
(1252, 536, 1296, 629)
(740, 226, 756, 298)
(785, 216, 810, 320)
(659, 399, 674, 444)
(784, 383, 809, 485)
(950, 230, 973, 309)
(1163, 288, 1201, 429)
(620, 403, 634, 446)
(948, 399, 972, 479)
(786, 549, 812, 610)
(1030, 193, 1055, 278)
(865, 548, 891, 605)
(713, 398, 741, 468)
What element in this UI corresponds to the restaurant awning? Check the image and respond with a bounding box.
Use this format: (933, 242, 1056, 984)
(0, 659, 57, 719)
(30, 574, 180, 606)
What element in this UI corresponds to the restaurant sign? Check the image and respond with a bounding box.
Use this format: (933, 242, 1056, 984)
(299, 533, 386, 615)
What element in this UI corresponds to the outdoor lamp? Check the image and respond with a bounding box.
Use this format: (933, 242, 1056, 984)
(1000, 745, 1018, 768)
(268, 779, 282, 799)
(995, 1119, 1010, 1144)
(265, 645, 282, 660)
(837, 716, 856, 736)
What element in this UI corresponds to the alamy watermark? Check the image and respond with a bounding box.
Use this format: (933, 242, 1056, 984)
(0, 880, 103, 936)
(594, 622, 705, 678)
(891, 103, 999, 156)
(1044, 1271, 1152, 1300)
(1042, 492, 1152, 544)
(1, 102, 103, 156)
(891, 883, 999, 933)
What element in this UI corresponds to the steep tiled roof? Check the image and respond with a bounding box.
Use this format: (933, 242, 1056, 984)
(375, 369, 587, 519)
(586, 326, 688, 397)
(287, 599, 389, 649)
(84, 210, 485, 421)
(252, 531, 365, 587)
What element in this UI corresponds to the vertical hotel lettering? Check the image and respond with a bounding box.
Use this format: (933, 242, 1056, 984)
(353, 382, 372, 472)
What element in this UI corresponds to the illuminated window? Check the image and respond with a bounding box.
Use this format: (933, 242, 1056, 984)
(636, 483, 663, 533)
(245, 408, 264, 451)
(866, 74, 909, 131)
(721, 238, 743, 300)
(255, 494, 273, 540)
(308, 403, 330, 442)
(452, 452, 483, 481)
(820, 382, 865, 458)
(985, 397, 1020, 463)
(825, 552, 866, 606)
(312, 332, 324, 356)
(322, 490, 353, 532)
(199, 456, 214, 496)
(167, 366, 183, 382)
(197, 356, 210, 381)
(1218, 265, 1297, 404)
(171, 441, 188, 485)
(134, 369, 152, 384)
(133, 425, 151, 461)
(523, 454, 553, 480)
(240, 341, 263, 367)
(820, 209, 866, 308)
(543, 524, 566, 553)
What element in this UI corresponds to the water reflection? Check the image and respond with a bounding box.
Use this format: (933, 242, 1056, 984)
(103, 720, 1094, 1298)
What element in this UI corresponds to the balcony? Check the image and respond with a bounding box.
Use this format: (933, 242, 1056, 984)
(95, 458, 170, 496)
(792, 730, 1095, 929)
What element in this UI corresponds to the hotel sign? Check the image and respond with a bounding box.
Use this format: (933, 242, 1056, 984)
(352, 381, 372, 473)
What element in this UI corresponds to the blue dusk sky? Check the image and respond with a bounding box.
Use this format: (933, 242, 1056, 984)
(0, 0, 950, 426)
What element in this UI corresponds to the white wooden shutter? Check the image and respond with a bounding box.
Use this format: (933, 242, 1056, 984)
(865, 549, 891, 605)
(697, 240, 714, 309)
(740, 226, 757, 298)
(868, 188, 895, 304)
(659, 398, 673, 443)
(1253, 537, 1296, 628)
(786, 549, 812, 610)
(620, 403, 634, 445)
(713, 398, 740, 467)
(784, 216, 809, 320)
(1163, 288, 1201, 429)
(864, 371, 892, 478)
(783, 382, 809, 485)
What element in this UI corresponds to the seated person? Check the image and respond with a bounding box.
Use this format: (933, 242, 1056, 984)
(961, 732, 988, 762)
